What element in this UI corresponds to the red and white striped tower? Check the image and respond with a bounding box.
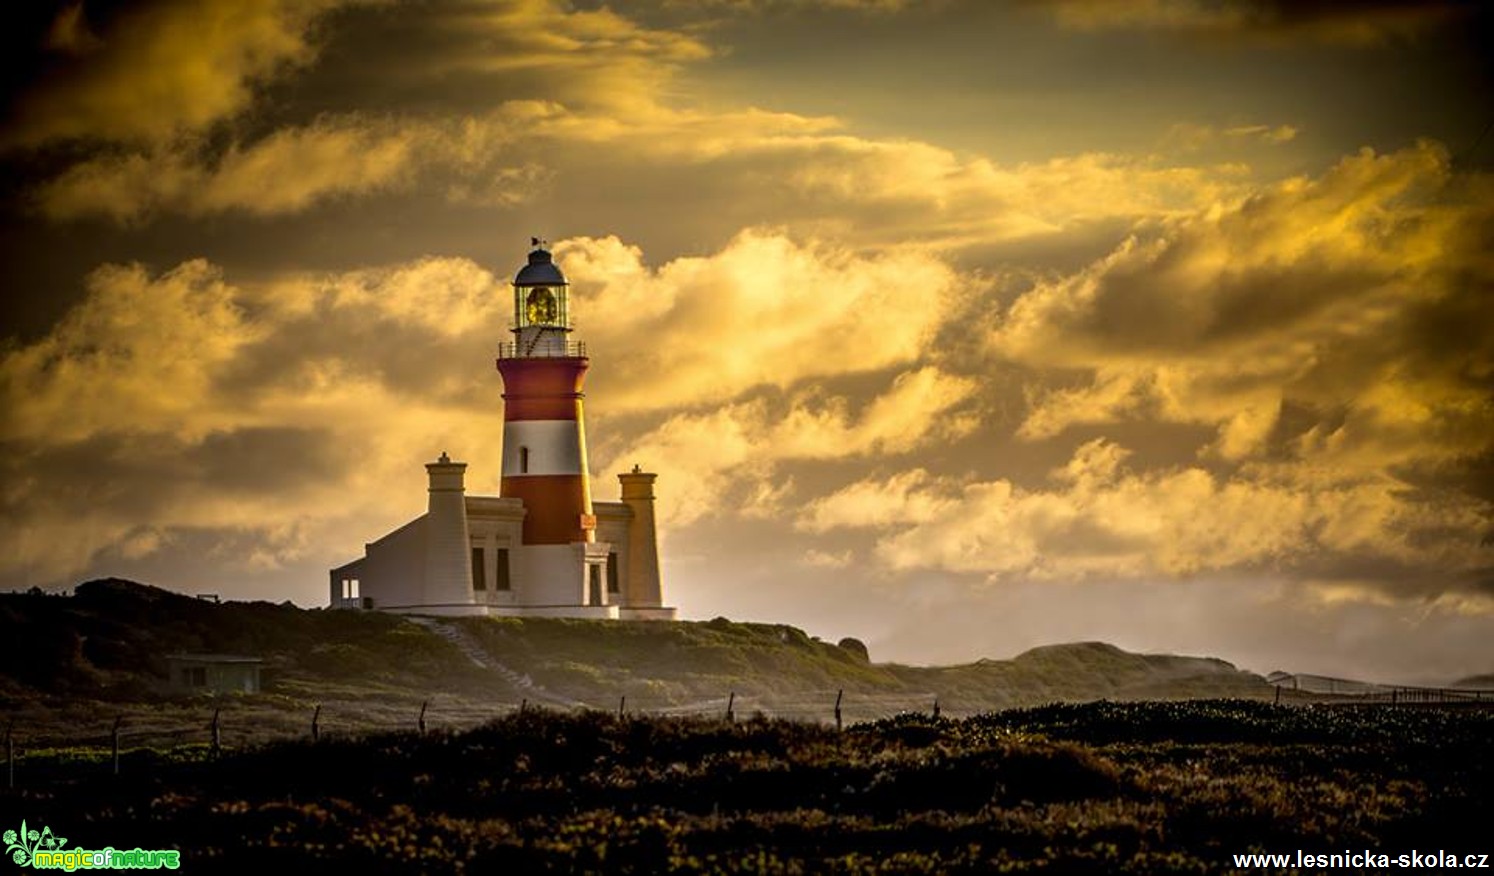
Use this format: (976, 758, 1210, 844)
(495, 242, 606, 605)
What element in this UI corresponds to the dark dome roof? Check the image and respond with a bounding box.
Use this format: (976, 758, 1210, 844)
(514, 247, 566, 286)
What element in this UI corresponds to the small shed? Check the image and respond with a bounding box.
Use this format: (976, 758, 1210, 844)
(166, 654, 263, 694)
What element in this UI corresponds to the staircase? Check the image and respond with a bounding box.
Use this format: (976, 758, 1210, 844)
(405, 616, 584, 709)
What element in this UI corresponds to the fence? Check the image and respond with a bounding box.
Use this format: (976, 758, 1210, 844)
(0, 687, 953, 785)
(1267, 672, 1494, 706)
(5, 682, 1491, 788)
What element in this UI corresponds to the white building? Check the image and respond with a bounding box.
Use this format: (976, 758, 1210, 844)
(328, 243, 676, 620)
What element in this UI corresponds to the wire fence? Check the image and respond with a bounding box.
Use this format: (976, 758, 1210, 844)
(1267, 673, 1494, 706)
(4, 682, 1490, 788)
(0, 688, 942, 755)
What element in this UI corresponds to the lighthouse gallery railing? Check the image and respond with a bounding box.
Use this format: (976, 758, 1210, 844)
(497, 340, 588, 359)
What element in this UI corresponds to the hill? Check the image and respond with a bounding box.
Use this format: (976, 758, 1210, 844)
(0, 579, 1269, 746)
(457, 620, 1267, 717)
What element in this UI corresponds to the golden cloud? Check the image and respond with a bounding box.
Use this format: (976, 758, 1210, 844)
(803, 439, 1490, 593)
(595, 366, 979, 527)
(6, 0, 366, 148)
(0, 230, 979, 579)
(31, 115, 428, 222)
(562, 231, 964, 411)
(18, 0, 1254, 245)
(994, 141, 1494, 475)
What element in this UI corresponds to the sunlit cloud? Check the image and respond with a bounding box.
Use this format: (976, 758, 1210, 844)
(33, 116, 422, 222)
(0, 231, 978, 579)
(595, 365, 980, 527)
(5, 0, 369, 148)
(563, 232, 965, 411)
(803, 439, 1490, 599)
(1161, 122, 1299, 153)
(17, 0, 1256, 245)
(994, 141, 1493, 476)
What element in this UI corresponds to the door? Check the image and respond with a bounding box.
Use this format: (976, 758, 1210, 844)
(588, 564, 603, 606)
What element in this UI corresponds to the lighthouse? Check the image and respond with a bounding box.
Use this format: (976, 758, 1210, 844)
(326, 240, 677, 620)
(495, 243, 610, 606)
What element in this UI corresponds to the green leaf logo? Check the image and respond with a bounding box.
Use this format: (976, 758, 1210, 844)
(5, 819, 67, 866)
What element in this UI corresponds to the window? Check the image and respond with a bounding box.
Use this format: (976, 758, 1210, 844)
(519, 446, 529, 474)
(187, 667, 207, 687)
(495, 548, 511, 591)
(588, 564, 603, 606)
(340, 578, 360, 599)
(471, 547, 486, 591)
(607, 552, 620, 594)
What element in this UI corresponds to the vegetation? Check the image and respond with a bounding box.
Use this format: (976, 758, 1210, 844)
(3, 582, 1485, 871)
(4, 701, 1489, 873)
(0, 581, 1270, 748)
(0, 579, 488, 697)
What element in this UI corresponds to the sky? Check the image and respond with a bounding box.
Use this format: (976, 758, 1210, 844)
(1, 0, 1491, 684)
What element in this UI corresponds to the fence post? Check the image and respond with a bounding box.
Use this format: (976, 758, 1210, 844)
(112, 716, 123, 776)
(726, 691, 736, 724)
(520, 698, 527, 713)
(1274, 685, 1281, 705)
(210, 708, 221, 757)
(932, 698, 940, 720)
(311, 705, 321, 742)
(619, 696, 626, 718)
(834, 690, 843, 732)
(419, 700, 429, 734)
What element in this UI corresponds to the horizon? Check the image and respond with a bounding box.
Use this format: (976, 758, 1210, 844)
(2, 0, 1491, 687)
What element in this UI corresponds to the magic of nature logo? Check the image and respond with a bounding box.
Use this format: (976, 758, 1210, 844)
(5, 819, 180, 870)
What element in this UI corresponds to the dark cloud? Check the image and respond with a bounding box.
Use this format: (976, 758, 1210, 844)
(2, 0, 360, 149)
(1037, 0, 1484, 44)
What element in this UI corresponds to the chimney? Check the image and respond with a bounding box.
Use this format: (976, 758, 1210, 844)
(618, 465, 662, 608)
(424, 452, 473, 608)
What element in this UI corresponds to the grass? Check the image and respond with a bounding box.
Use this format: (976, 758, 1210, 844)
(2, 581, 1274, 750)
(4, 700, 1489, 874)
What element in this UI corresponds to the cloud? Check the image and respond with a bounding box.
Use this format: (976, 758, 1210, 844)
(17, 0, 1256, 239)
(797, 143, 1494, 602)
(31, 115, 425, 222)
(993, 141, 1494, 477)
(1162, 123, 1299, 153)
(1037, 0, 1474, 45)
(5, 0, 365, 148)
(26, 103, 571, 222)
(802, 548, 853, 569)
(12, 0, 715, 220)
(770, 140, 1249, 246)
(797, 469, 957, 533)
(595, 366, 980, 527)
(659, 0, 915, 10)
(428, 0, 711, 110)
(560, 231, 965, 412)
(802, 439, 1491, 597)
(0, 250, 516, 581)
(0, 260, 258, 444)
(32, 92, 1250, 243)
(0, 231, 981, 580)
